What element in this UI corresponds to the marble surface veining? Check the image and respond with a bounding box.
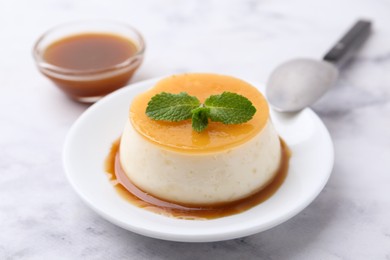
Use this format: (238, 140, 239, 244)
(1, 0, 390, 259)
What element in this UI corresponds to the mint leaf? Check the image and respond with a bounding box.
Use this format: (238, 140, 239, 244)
(145, 91, 257, 132)
(146, 92, 201, 121)
(204, 92, 256, 124)
(191, 107, 209, 132)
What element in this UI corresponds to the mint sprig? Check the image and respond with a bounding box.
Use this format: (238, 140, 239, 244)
(145, 91, 256, 132)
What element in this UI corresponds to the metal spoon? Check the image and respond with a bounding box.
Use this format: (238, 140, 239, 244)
(266, 20, 372, 112)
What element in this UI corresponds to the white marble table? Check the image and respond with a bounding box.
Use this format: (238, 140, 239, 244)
(1, 0, 389, 259)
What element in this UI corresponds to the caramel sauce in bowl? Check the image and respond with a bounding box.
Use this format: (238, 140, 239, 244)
(33, 21, 145, 103)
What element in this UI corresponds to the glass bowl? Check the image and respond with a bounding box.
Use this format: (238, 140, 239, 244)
(33, 21, 145, 103)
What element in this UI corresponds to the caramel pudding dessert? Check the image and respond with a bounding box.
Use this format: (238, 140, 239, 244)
(116, 74, 286, 210)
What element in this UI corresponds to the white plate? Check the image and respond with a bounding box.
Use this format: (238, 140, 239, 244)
(63, 78, 334, 242)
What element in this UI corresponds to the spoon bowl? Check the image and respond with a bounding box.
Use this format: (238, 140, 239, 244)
(266, 59, 338, 112)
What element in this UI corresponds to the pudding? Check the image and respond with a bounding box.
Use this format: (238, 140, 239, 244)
(119, 74, 282, 206)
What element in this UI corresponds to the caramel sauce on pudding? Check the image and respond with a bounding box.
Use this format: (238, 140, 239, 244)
(39, 33, 143, 101)
(130, 74, 269, 153)
(105, 139, 290, 220)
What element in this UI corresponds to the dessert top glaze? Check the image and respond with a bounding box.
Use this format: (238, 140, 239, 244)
(130, 73, 269, 153)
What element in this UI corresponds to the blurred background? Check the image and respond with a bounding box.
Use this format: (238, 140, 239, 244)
(1, 0, 389, 259)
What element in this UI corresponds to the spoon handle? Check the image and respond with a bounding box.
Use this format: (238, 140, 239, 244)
(323, 20, 372, 68)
